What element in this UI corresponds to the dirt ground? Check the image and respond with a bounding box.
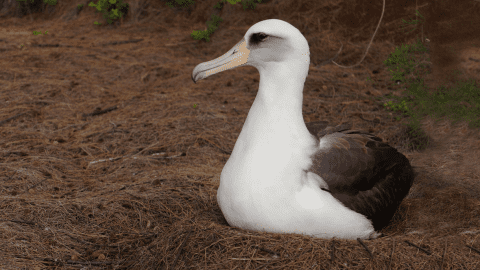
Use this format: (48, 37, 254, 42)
(1, 0, 480, 269)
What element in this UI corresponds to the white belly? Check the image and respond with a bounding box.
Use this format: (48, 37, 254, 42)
(217, 151, 375, 240)
(216, 101, 376, 240)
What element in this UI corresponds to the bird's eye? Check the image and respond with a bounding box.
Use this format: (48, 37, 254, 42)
(258, 33, 268, 41)
(250, 33, 269, 44)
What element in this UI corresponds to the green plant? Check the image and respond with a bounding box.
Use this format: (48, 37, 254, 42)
(379, 9, 480, 150)
(213, 0, 239, 9)
(213, 0, 261, 10)
(383, 39, 428, 84)
(166, 0, 195, 8)
(191, 14, 223, 42)
(381, 44, 480, 150)
(239, 0, 262, 10)
(401, 9, 425, 33)
(166, 0, 263, 42)
(33, 30, 48, 35)
(384, 100, 410, 113)
(88, 0, 129, 25)
(16, 0, 56, 4)
(384, 42, 480, 127)
(15, 0, 57, 13)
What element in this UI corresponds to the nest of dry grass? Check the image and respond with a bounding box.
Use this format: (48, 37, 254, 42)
(1, 0, 480, 269)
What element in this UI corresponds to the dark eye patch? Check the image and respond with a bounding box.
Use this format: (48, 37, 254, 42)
(250, 32, 269, 45)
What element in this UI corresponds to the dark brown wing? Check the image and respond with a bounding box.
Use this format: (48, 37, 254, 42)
(305, 122, 414, 231)
(305, 121, 329, 136)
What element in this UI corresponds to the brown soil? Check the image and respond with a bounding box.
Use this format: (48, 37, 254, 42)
(1, 0, 480, 269)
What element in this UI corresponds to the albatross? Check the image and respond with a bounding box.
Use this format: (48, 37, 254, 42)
(192, 19, 414, 240)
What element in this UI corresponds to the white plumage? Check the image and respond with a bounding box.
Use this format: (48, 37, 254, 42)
(192, 19, 414, 239)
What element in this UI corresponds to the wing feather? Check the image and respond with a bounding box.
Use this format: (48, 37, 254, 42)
(305, 122, 414, 231)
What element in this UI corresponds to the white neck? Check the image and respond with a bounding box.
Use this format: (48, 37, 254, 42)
(241, 61, 311, 144)
(223, 60, 315, 193)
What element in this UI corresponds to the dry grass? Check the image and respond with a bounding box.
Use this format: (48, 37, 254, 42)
(1, 0, 480, 269)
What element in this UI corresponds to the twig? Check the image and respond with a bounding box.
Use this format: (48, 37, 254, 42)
(171, 231, 192, 269)
(149, 152, 186, 160)
(253, 246, 280, 257)
(15, 254, 132, 265)
(25, 178, 47, 193)
(65, 260, 129, 265)
(333, 0, 385, 68)
(232, 258, 270, 261)
(357, 238, 374, 259)
(315, 42, 344, 68)
(165, 41, 199, 47)
(358, 114, 381, 124)
(89, 156, 123, 165)
(318, 94, 351, 98)
(54, 123, 88, 132)
(66, 234, 108, 247)
(82, 106, 118, 118)
(89, 152, 185, 165)
(404, 240, 431, 255)
(0, 112, 27, 126)
(466, 244, 480, 255)
(330, 240, 336, 262)
(440, 240, 447, 270)
(388, 239, 396, 270)
(198, 137, 231, 155)
(32, 44, 61, 47)
(102, 39, 144, 46)
(0, 219, 36, 226)
(133, 142, 159, 157)
(341, 100, 368, 105)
